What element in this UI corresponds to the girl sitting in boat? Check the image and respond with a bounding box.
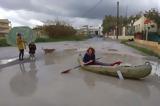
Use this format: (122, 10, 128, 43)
(82, 47, 96, 65)
(82, 47, 122, 66)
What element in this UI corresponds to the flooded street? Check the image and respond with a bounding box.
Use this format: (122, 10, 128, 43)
(0, 38, 160, 106)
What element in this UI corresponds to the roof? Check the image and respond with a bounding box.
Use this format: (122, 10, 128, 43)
(144, 19, 152, 24)
(133, 16, 156, 26)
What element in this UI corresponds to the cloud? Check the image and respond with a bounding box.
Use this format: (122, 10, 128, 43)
(0, 0, 159, 27)
(28, 19, 43, 26)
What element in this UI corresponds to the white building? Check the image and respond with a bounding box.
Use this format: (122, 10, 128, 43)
(77, 25, 102, 36)
(133, 16, 158, 33)
(0, 19, 11, 37)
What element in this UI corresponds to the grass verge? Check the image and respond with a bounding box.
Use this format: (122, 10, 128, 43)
(121, 40, 160, 58)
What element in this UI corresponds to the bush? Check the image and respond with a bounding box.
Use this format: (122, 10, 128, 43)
(0, 38, 10, 47)
(41, 20, 76, 38)
(35, 35, 88, 43)
(35, 37, 52, 42)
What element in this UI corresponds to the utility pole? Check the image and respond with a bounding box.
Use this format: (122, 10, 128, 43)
(116, 1, 119, 39)
(125, 6, 128, 19)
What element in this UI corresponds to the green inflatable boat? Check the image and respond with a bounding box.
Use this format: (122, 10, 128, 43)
(78, 55, 152, 79)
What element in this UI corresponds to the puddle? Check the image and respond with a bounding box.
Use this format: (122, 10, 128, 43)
(0, 37, 160, 106)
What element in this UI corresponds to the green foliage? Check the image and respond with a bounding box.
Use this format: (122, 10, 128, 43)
(35, 37, 52, 42)
(0, 38, 10, 47)
(102, 15, 128, 34)
(102, 15, 116, 34)
(35, 35, 88, 42)
(144, 9, 160, 28)
(37, 20, 77, 38)
(127, 14, 141, 24)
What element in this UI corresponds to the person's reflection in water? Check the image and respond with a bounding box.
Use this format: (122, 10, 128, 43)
(44, 53, 55, 65)
(28, 60, 38, 78)
(10, 61, 38, 96)
(82, 70, 150, 99)
(83, 72, 96, 89)
(19, 62, 26, 73)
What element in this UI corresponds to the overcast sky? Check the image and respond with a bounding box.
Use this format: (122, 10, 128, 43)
(0, 0, 159, 28)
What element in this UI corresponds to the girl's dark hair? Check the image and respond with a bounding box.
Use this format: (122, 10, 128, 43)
(87, 47, 95, 54)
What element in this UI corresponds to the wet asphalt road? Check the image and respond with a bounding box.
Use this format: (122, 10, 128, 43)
(0, 37, 160, 106)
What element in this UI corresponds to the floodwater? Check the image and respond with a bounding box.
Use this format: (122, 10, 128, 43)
(0, 37, 160, 106)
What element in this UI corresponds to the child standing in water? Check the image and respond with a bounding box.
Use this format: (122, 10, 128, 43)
(16, 33, 26, 60)
(28, 42, 36, 60)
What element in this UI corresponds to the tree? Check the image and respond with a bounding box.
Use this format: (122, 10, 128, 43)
(144, 8, 160, 30)
(102, 15, 117, 34)
(34, 19, 76, 38)
(127, 14, 141, 24)
(102, 15, 128, 34)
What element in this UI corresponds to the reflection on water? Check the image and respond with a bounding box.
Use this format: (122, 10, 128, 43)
(80, 51, 160, 99)
(0, 37, 160, 106)
(44, 53, 55, 65)
(0, 57, 18, 65)
(84, 73, 96, 89)
(0, 52, 29, 65)
(82, 70, 151, 99)
(0, 58, 31, 70)
(0, 38, 159, 97)
(10, 61, 38, 96)
(44, 50, 76, 65)
(19, 62, 26, 73)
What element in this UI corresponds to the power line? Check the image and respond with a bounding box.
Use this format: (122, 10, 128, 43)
(82, 0, 103, 17)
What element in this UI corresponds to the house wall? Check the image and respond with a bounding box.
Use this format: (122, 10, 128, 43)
(133, 16, 146, 33)
(133, 16, 157, 33)
(77, 26, 102, 36)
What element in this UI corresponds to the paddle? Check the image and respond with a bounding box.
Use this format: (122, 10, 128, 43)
(61, 57, 102, 74)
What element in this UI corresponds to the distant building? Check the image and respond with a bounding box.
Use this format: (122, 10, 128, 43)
(133, 16, 158, 33)
(0, 19, 11, 37)
(89, 26, 102, 35)
(76, 25, 89, 36)
(77, 25, 102, 36)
